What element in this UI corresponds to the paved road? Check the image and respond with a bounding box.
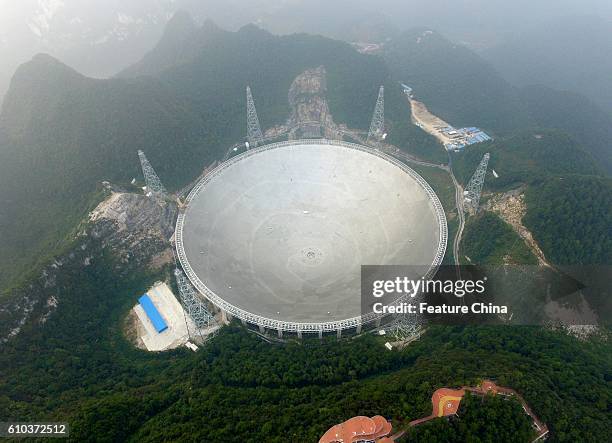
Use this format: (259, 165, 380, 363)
(447, 154, 465, 266)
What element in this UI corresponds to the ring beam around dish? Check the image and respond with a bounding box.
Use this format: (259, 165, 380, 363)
(175, 139, 447, 333)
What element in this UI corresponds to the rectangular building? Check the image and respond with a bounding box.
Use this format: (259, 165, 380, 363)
(139, 294, 168, 333)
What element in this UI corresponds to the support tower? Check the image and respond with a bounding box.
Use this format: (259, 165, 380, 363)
(388, 313, 422, 342)
(367, 85, 385, 144)
(463, 153, 490, 214)
(174, 268, 216, 340)
(137, 150, 166, 198)
(246, 86, 264, 147)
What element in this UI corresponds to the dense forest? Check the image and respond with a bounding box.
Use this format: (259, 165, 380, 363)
(462, 212, 536, 265)
(404, 393, 535, 442)
(451, 128, 610, 266)
(451, 130, 600, 192)
(1, 235, 610, 442)
(524, 175, 612, 265)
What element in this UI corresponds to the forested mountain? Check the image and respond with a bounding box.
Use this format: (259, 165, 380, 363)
(482, 16, 612, 115)
(383, 29, 529, 134)
(122, 21, 404, 132)
(1, 9, 611, 443)
(462, 212, 536, 265)
(519, 85, 612, 174)
(524, 175, 612, 265)
(452, 129, 610, 266)
(383, 27, 612, 177)
(1, 231, 609, 441)
(452, 130, 601, 191)
(0, 19, 432, 290)
(118, 13, 223, 79)
(0, 55, 207, 287)
(2, 13, 609, 288)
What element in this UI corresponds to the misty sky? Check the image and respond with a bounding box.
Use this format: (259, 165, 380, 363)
(1, 0, 611, 102)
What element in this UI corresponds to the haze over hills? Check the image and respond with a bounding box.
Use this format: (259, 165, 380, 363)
(0, 17, 420, 289)
(0, 0, 292, 102)
(2, 9, 611, 291)
(482, 15, 612, 115)
(0, 53, 208, 286)
(2, 10, 612, 290)
(383, 27, 612, 175)
(519, 85, 612, 173)
(3, 0, 612, 105)
(383, 28, 529, 134)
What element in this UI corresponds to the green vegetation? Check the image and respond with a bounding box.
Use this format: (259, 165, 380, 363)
(384, 29, 529, 134)
(524, 175, 612, 265)
(519, 85, 612, 174)
(1, 236, 610, 442)
(451, 130, 600, 192)
(462, 212, 536, 265)
(404, 393, 535, 443)
(0, 23, 435, 291)
(408, 163, 458, 263)
(1, 16, 611, 443)
(0, 56, 208, 289)
(451, 129, 610, 265)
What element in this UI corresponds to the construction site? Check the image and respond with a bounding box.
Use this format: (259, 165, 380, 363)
(403, 84, 491, 151)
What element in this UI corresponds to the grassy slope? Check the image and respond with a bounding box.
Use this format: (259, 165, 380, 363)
(451, 129, 609, 266)
(451, 130, 601, 192)
(408, 164, 457, 264)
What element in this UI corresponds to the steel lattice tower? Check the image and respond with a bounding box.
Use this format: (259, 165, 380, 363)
(174, 268, 216, 339)
(388, 312, 422, 342)
(464, 153, 490, 214)
(246, 86, 264, 147)
(367, 85, 385, 143)
(138, 150, 166, 197)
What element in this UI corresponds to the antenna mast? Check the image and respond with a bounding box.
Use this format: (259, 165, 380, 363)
(463, 153, 490, 214)
(389, 314, 422, 342)
(138, 150, 166, 198)
(367, 85, 385, 144)
(246, 86, 264, 147)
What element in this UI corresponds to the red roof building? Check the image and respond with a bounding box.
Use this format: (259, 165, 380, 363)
(319, 415, 394, 443)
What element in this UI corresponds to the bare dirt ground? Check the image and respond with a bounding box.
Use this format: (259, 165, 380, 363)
(149, 248, 174, 269)
(124, 308, 146, 350)
(484, 188, 551, 267)
(287, 66, 342, 140)
(408, 97, 455, 145)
